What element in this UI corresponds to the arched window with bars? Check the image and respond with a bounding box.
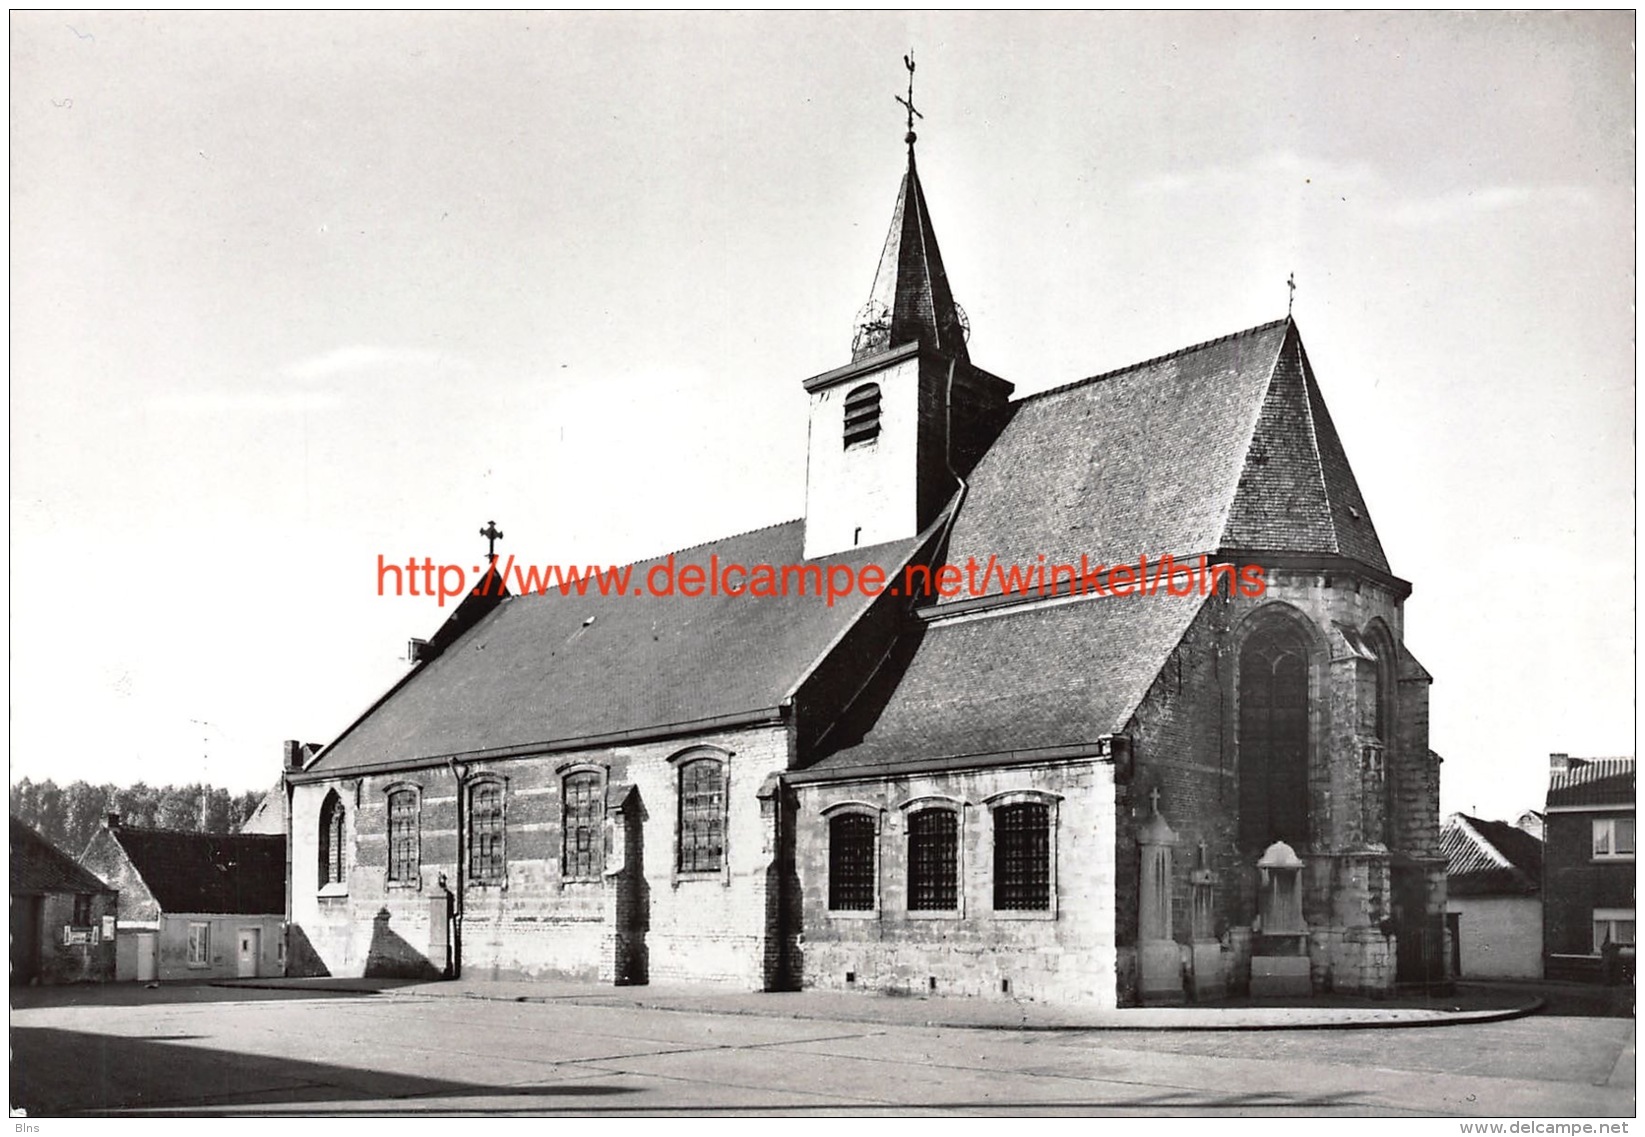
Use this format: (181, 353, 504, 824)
(827, 811, 877, 911)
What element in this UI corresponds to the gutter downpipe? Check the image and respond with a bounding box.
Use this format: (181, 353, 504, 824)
(447, 756, 466, 980)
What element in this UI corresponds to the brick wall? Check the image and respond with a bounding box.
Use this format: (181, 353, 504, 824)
(1544, 809, 1635, 960)
(288, 723, 793, 988)
(794, 760, 1118, 1007)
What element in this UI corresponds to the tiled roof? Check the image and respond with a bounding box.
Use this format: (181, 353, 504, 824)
(10, 817, 115, 896)
(801, 590, 1208, 777)
(109, 826, 285, 915)
(1548, 757, 1635, 808)
(309, 520, 923, 775)
(939, 319, 1390, 604)
(1441, 813, 1543, 896)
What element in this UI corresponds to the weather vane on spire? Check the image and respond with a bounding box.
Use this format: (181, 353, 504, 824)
(1287, 272, 1297, 317)
(895, 50, 923, 150)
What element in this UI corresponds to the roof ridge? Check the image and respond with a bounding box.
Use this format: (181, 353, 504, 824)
(1016, 316, 1292, 405)
(507, 519, 803, 591)
(114, 824, 282, 840)
(1287, 325, 1338, 555)
(1454, 814, 1513, 869)
(637, 516, 801, 565)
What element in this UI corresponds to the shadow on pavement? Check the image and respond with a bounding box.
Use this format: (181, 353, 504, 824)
(8, 979, 418, 1011)
(1472, 980, 1635, 1019)
(10, 1026, 643, 1115)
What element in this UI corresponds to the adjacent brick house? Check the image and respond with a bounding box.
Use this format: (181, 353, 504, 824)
(10, 817, 118, 984)
(1543, 754, 1635, 982)
(284, 131, 1444, 1005)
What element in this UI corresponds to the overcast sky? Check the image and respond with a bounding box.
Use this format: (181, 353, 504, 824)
(10, 12, 1634, 822)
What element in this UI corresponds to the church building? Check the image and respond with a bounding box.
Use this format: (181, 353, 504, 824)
(283, 101, 1446, 1006)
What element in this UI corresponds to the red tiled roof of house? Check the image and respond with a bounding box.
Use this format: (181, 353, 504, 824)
(1441, 813, 1542, 896)
(1548, 756, 1635, 809)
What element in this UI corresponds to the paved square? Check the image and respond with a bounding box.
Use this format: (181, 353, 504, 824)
(9, 985, 1634, 1116)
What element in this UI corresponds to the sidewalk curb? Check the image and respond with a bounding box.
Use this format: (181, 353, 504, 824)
(517, 993, 1548, 1033)
(212, 980, 1544, 1032)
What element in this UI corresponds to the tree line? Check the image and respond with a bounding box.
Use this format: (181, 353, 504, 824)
(11, 778, 269, 856)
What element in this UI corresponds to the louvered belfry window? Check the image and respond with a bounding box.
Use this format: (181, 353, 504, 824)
(843, 383, 882, 448)
(387, 790, 418, 883)
(468, 780, 505, 883)
(993, 803, 1050, 910)
(908, 808, 958, 910)
(678, 759, 725, 873)
(563, 771, 603, 880)
(828, 812, 876, 910)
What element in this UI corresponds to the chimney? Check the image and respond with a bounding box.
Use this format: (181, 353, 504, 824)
(408, 637, 429, 663)
(103, 812, 120, 830)
(283, 739, 305, 772)
(1550, 752, 1570, 775)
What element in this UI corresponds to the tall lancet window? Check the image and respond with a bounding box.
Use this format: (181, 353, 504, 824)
(1239, 623, 1311, 852)
(319, 791, 346, 888)
(843, 383, 882, 448)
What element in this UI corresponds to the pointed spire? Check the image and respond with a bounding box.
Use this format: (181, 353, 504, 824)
(851, 56, 969, 363)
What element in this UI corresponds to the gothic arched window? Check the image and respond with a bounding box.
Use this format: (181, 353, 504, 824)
(1239, 622, 1311, 852)
(319, 791, 346, 888)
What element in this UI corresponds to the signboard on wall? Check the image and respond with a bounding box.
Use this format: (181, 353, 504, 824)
(62, 926, 94, 946)
(102, 915, 117, 939)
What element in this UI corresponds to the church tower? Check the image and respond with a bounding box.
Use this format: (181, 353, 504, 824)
(801, 65, 1012, 561)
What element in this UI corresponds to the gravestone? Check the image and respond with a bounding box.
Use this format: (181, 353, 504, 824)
(1250, 840, 1311, 997)
(1137, 790, 1183, 1004)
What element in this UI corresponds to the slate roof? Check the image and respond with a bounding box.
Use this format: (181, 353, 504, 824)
(108, 826, 285, 915)
(854, 150, 969, 363)
(11, 817, 115, 896)
(800, 590, 1208, 777)
(939, 319, 1390, 604)
(309, 520, 924, 775)
(1548, 757, 1636, 809)
(1441, 813, 1543, 896)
